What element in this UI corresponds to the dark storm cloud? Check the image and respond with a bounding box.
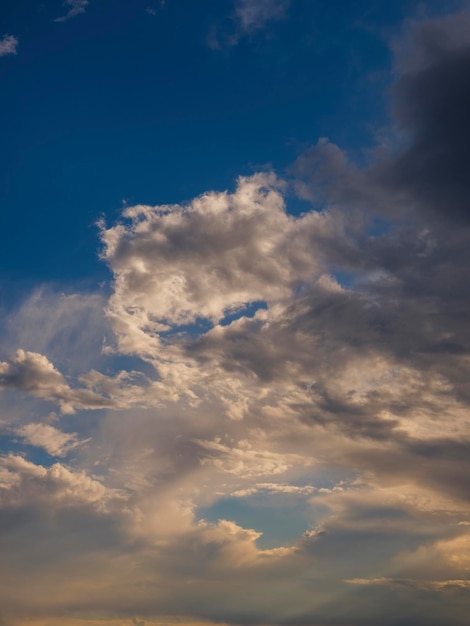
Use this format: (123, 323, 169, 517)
(378, 11, 470, 224)
(295, 11, 470, 229)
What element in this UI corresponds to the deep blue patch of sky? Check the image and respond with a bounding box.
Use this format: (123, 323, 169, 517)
(0, 0, 448, 295)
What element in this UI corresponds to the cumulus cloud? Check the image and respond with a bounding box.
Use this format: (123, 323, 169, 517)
(92, 12, 470, 622)
(0, 34, 18, 57)
(100, 172, 341, 358)
(0, 454, 125, 512)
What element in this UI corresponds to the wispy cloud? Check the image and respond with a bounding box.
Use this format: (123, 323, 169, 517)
(346, 577, 470, 590)
(15, 423, 85, 457)
(209, 0, 290, 48)
(146, 0, 166, 15)
(234, 0, 290, 34)
(54, 0, 89, 23)
(0, 34, 18, 57)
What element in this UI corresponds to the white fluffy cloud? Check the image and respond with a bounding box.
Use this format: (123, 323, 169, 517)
(102, 175, 314, 323)
(100, 173, 344, 360)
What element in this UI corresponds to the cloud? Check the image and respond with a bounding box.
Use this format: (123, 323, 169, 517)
(90, 12, 470, 622)
(234, 0, 290, 34)
(2, 6, 470, 626)
(99, 172, 343, 359)
(15, 423, 85, 457)
(0, 35, 18, 57)
(54, 0, 89, 22)
(209, 0, 290, 48)
(345, 577, 470, 590)
(0, 349, 115, 414)
(375, 10, 470, 224)
(195, 438, 312, 478)
(231, 482, 318, 497)
(0, 454, 126, 512)
(0, 289, 110, 374)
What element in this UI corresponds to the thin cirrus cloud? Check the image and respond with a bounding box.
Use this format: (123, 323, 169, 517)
(209, 0, 290, 47)
(1, 7, 470, 626)
(0, 34, 18, 56)
(234, 0, 290, 33)
(54, 0, 89, 22)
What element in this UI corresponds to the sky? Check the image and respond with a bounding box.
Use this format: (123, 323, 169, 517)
(1, 1, 470, 625)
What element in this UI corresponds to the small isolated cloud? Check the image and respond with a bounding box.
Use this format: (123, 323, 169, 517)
(0, 34, 18, 57)
(54, 0, 89, 23)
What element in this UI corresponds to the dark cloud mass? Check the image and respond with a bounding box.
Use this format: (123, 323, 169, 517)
(1, 7, 470, 626)
(385, 47, 470, 222)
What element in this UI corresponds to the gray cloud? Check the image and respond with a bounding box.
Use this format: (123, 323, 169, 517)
(0, 350, 112, 414)
(376, 11, 470, 225)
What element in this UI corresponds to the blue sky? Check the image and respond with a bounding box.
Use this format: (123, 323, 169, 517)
(1, 2, 470, 626)
(0, 0, 422, 285)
